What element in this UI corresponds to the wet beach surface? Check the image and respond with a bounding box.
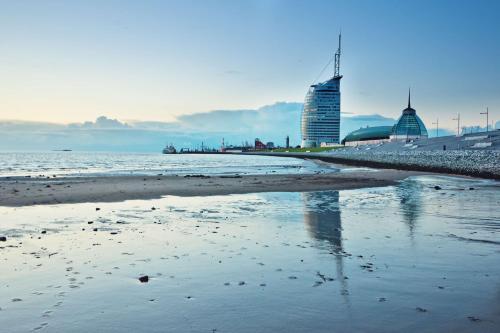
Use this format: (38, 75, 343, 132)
(0, 176, 499, 332)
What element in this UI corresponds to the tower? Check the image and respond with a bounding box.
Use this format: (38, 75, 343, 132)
(334, 33, 342, 78)
(301, 33, 342, 148)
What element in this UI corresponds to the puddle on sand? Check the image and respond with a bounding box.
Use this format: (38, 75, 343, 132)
(0, 176, 499, 332)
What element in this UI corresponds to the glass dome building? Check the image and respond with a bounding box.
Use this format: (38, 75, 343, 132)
(390, 91, 428, 141)
(341, 126, 393, 146)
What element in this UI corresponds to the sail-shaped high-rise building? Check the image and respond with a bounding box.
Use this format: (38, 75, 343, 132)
(301, 34, 342, 148)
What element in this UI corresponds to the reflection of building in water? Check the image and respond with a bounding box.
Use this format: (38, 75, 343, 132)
(303, 191, 342, 250)
(395, 180, 422, 239)
(302, 191, 349, 299)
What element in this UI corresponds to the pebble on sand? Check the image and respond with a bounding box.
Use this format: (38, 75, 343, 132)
(0, 236, 6, 242)
(139, 275, 149, 283)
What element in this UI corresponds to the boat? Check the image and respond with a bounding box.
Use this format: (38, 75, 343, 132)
(162, 144, 177, 154)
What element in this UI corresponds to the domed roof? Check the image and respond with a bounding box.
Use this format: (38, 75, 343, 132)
(392, 89, 428, 137)
(342, 126, 393, 143)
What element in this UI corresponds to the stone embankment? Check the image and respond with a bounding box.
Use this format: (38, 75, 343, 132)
(249, 149, 499, 179)
(322, 149, 500, 179)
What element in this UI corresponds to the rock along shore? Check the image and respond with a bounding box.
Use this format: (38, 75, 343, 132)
(247, 150, 500, 180)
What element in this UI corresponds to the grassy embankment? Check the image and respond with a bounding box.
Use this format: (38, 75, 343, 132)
(268, 147, 343, 153)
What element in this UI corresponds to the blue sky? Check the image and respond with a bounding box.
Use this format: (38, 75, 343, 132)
(1, 0, 499, 130)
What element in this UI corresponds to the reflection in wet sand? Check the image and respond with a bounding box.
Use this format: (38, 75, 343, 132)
(395, 179, 423, 239)
(302, 191, 349, 300)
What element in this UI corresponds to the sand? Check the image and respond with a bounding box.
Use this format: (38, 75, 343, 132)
(1, 176, 499, 332)
(0, 168, 426, 207)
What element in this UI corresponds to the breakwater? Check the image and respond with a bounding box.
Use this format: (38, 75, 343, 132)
(245, 150, 500, 179)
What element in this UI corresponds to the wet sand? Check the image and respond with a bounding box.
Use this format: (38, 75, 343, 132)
(0, 176, 498, 332)
(0, 168, 426, 207)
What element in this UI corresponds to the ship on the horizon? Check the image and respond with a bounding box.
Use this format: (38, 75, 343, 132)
(162, 144, 177, 154)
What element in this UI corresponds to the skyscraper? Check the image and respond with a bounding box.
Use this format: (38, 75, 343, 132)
(301, 34, 342, 148)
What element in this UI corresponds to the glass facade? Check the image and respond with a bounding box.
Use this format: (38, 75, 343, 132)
(391, 108, 428, 141)
(301, 77, 341, 147)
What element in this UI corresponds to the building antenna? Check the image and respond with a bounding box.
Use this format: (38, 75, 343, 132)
(310, 30, 342, 84)
(334, 31, 342, 78)
(408, 88, 411, 108)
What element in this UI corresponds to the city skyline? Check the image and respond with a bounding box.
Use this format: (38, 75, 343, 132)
(1, 0, 499, 131)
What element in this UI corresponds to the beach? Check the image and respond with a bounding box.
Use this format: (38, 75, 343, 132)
(0, 167, 423, 207)
(1, 175, 499, 332)
(1, 153, 499, 332)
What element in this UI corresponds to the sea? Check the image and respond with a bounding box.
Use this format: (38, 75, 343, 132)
(0, 151, 342, 177)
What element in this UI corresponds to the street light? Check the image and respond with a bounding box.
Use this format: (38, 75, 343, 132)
(452, 113, 460, 136)
(480, 107, 489, 132)
(432, 118, 439, 137)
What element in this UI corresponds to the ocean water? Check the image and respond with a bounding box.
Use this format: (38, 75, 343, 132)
(0, 176, 499, 332)
(0, 152, 338, 177)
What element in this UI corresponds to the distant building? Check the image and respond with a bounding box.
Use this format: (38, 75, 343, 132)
(342, 126, 393, 146)
(342, 90, 428, 146)
(301, 34, 342, 148)
(390, 90, 428, 141)
(254, 138, 266, 150)
(286, 135, 290, 149)
(266, 142, 275, 149)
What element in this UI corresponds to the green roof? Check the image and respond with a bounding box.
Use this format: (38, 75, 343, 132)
(342, 126, 393, 143)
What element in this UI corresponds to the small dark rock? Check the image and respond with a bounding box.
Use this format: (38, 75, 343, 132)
(41, 230, 46, 234)
(138, 275, 149, 283)
(469, 187, 475, 190)
(0, 236, 6, 242)
(467, 316, 481, 322)
(93, 228, 98, 232)
(88, 221, 93, 224)
(416, 307, 428, 313)
(95, 208, 100, 211)
(434, 186, 442, 190)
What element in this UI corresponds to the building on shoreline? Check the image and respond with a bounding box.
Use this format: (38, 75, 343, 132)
(342, 90, 428, 146)
(342, 126, 393, 146)
(301, 34, 342, 148)
(390, 90, 428, 141)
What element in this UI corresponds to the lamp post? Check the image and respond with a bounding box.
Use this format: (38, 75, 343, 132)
(432, 118, 439, 137)
(452, 113, 460, 136)
(480, 107, 489, 132)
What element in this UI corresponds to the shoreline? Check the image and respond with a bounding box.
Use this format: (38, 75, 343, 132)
(240, 151, 500, 180)
(0, 168, 428, 207)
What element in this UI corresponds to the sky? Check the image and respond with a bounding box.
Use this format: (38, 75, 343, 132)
(1, 0, 499, 132)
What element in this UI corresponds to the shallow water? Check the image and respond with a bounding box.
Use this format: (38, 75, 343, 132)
(0, 176, 499, 332)
(0, 152, 337, 177)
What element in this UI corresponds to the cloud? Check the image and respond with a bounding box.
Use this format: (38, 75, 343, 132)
(223, 70, 242, 75)
(68, 116, 130, 129)
(1, 102, 453, 152)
